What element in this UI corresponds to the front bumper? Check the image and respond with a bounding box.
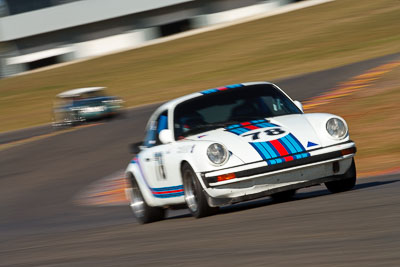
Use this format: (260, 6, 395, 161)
(199, 142, 356, 207)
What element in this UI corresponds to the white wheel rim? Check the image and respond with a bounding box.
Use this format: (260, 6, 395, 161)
(183, 170, 198, 213)
(128, 183, 145, 219)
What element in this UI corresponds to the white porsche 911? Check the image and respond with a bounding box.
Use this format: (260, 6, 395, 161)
(125, 82, 357, 223)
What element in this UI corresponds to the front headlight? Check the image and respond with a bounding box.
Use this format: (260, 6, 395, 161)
(326, 118, 348, 139)
(207, 143, 228, 165)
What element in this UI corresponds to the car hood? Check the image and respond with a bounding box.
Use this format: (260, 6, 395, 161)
(185, 114, 324, 163)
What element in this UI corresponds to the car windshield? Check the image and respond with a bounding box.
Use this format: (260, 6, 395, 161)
(173, 84, 301, 139)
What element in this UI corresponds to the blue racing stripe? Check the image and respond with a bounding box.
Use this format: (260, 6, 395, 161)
(301, 152, 310, 158)
(284, 134, 302, 153)
(260, 142, 277, 158)
(226, 124, 241, 129)
(250, 143, 265, 160)
(226, 84, 243, 89)
(280, 136, 297, 154)
(201, 89, 218, 94)
(287, 133, 306, 151)
(294, 154, 302, 160)
(278, 138, 293, 154)
(154, 192, 184, 198)
(251, 142, 271, 160)
(236, 128, 249, 134)
(255, 122, 274, 128)
(228, 129, 242, 135)
(264, 142, 279, 157)
(151, 185, 184, 192)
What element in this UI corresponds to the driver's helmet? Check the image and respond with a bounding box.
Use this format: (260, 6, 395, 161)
(179, 111, 205, 133)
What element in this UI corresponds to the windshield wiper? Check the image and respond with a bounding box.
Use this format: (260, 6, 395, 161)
(182, 117, 269, 137)
(229, 115, 268, 123)
(182, 122, 237, 137)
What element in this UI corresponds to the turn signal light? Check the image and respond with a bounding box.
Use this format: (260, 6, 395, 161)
(341, 147, 356, 156)
(217, 173, 236, 182)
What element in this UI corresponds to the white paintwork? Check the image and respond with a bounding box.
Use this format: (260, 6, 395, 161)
(206, 157, 353, 198)
(57, 87, 105, 98)
(125, 82, 356, 208)
(293, 100, 303, 112)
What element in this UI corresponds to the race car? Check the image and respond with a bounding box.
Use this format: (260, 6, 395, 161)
(125, 82, 357, 224)
(52, 87, 123, 127)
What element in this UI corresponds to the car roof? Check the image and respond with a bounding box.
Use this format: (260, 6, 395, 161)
(57, 87, 105, 98)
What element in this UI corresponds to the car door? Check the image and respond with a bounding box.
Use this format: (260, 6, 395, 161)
(139, 111, 171, 184)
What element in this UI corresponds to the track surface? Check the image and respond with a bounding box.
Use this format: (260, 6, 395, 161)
(1, 54, 399, 266)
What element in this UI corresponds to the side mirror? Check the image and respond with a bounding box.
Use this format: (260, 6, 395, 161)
(159, 129, 174, 144)
(293, 100, 303, 112)
(130, 141, 143, 154)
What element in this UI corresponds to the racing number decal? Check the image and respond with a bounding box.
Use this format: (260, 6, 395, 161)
(243, 128, 286, 140)
(264, 128, 285, 136)
(154, 152, 167, 180)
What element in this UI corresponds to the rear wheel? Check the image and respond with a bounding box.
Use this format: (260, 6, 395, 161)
(127, 174, 165, 224)
(182, 163, 218, 218)
(325, 159, 356, 193)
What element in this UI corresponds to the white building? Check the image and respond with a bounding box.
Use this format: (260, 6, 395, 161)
(0, 0, 298, 77)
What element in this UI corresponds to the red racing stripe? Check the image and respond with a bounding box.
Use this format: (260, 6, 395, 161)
(270, 139, 289, 156)
(152, 189, 184, 195)
(240, 122, 258, 130)
(283, 156, 294, 162)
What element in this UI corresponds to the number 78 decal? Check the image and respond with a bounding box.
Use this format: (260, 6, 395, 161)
(242, 128, 286, 140)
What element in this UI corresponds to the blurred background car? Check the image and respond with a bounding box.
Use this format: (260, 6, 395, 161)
(52, 87, 124, 127)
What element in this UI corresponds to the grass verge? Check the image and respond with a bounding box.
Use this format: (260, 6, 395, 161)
(305, 63, 400, 176)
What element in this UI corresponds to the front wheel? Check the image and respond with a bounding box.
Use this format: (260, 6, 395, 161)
(325, 159, 356, 193)
(127, 174, 165, 224)
(182, 163, 218, 218)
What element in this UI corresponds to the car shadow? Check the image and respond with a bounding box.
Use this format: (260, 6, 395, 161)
(218, 179, 400, 217)
(165, 179, 400, 221)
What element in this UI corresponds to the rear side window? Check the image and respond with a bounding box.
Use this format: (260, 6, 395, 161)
(144, 111, 168, 147)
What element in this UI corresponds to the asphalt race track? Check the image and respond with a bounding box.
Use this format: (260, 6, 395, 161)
(1, 54, 399, 266)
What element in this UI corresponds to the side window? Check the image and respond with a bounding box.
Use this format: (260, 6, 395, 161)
(144, 111, 168, 147)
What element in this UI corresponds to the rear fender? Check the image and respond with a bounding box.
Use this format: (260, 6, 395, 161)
(125, 163, 162, 207)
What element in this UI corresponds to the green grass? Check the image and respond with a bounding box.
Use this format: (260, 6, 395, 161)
(1, 0, 400, 132)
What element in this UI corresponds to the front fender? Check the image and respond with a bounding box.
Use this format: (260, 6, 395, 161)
(304, 113, 350, 147)
(175, 140, 244, 174)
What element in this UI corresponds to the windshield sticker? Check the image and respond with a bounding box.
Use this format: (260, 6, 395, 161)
(200, 83, 243, 95)
(225, 119, 278, 135)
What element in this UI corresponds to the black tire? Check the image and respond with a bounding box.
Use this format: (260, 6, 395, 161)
(325, 159, 357, 193)
(182, 163, 218, 218)
(271, 189, 296, 202)
(127, 174, 165, 224)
